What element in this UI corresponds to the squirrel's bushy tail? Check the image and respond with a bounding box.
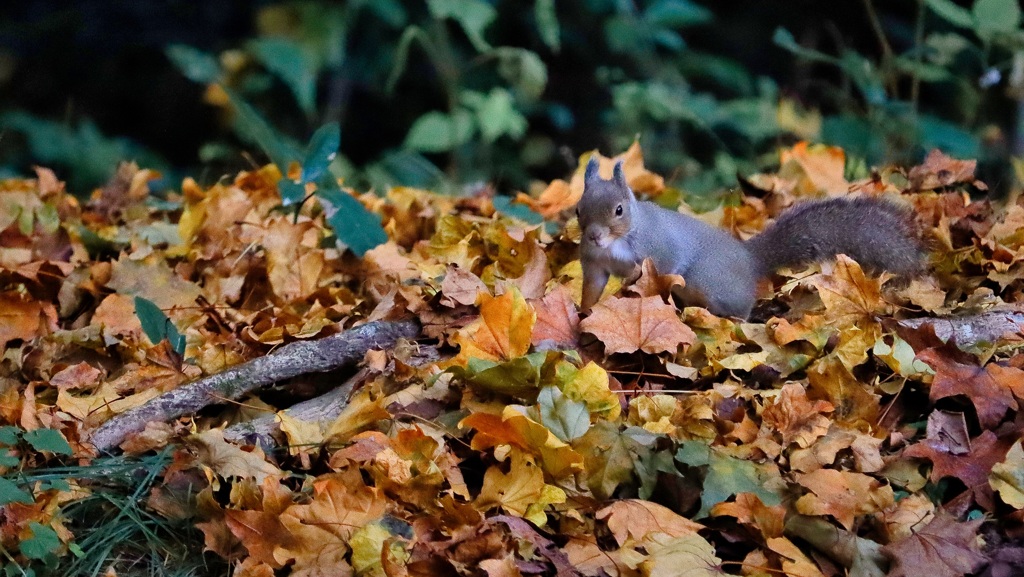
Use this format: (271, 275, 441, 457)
(745, 197, 924, 275)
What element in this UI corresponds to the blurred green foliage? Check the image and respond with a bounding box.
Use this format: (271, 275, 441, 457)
(2, 0, 1024, 197)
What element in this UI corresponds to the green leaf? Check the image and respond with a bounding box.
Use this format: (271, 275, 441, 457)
(676, 442, 783, 518)
(636, 449, 679, 500)
(892, 56, 954, 82)
(165, 44, 222, 84)
(491, 196, 544, 225)
(315, 183, 387, 257)
(645, 0, 713, 27)
(227, 90, 303, 170)
(365, 0, 408, 28)
(22, 429, 72, 455)
(134, 296, 186, 355)
(494, 48, 548, 101)
(773, 27, 840, 66)
(427, 0, 496, 52)
(533, 0, 561, 52)
(917, 114, 980, 158)
(973, 0, 1022, 39)
(0, 451, 18, 468)
(537, 386, 590, 442)
(249, 38, 320, 116)
(574, 421, 647, 499)
(278, 179, 307, 207)
(19, 522, 61, 561)
(0, 426, 21, 446)
(301, 123, 341, 184)
(463, 89, 527, 142)
(403, 110, 475, 153)
(455, 353, 548, 400)
(0, 477, 33, 505)
(925, 0, 975, 27)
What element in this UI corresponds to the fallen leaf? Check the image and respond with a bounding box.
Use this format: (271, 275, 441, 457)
(881, 511, 986, 577)
(440, 264, 487, 307)
(794, 469, 895, 531)
(529, 285, 580, 349)
(597, 500, 703, 547)
(580, 295, 695, 355)
(454, 286, 535, 364)
(917, 348, 1019, 429)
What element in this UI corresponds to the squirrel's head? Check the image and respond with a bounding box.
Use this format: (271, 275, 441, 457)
(577, 157, 634, 248)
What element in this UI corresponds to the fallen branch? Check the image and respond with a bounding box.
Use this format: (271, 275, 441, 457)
(223, 345, 440, 447)
(896, 308, 1024, 349)
(223, 368, 371, 448)
(89, 319, 420, 452)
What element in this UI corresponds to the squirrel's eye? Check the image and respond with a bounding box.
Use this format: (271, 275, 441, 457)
(615, 204, 623, 216)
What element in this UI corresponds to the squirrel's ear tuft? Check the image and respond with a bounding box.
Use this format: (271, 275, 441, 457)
(585, 156, 600, 183)
(612, 160, 626, 187)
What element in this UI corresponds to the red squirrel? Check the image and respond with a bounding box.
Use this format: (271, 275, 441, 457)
(577, 158, 923, 318)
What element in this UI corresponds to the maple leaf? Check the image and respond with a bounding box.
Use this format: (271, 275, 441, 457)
(597, 500, 703, 547)
(275, 469, 387, 576)
(454, 286, 535, 364)
(760, 383, 834, 449)
(639, 532, 724, 577)
(557, 361, 622, 421)
(907, 149, 979, 191)
(517, 140, 665, 219)
(805, 358, 880, 429)
(794, 469, 894, 531)
(574, 421, 647, 500)
(261, 217, 327, 302)
(765, 536, 828, 577)
(676, 441, 784, 518)
(917, 348, 1019, 429)
(580, 295, 695, 355)
(0, 291, 57, 349)
(188, 429, 284, 485)
(905, 426, 1016, 503)
(223, 477, 297, 568)
(474, 448, 563, 521)
(439, 264, 487, 307)
(991, 440, 1024, 509)
(529, 285, 580, 349)
(710, 493, 785, 539)
(536, 385, 590, 442)
(881, 511, 986, 577)
(778, 141, 848, 197)
(461, 407, 585, 479)
(810, 254, 889, 325)
(624, 259, 686, 300)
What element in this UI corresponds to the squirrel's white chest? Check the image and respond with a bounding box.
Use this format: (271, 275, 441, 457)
(598, 237, 640, 276)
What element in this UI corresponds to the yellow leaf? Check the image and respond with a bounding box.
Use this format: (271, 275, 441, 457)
(640, 532, 722, 577)
(325, 389, 390, 444)
(561, 361, 621, 421)
(474, 448, 546, 516)
(991, 440, 1024, 509)
(350, 522, 391, 577)
(454, 286, 535, 365)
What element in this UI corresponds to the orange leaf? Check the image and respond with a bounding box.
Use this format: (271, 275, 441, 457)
(529, 285, 579, 348)
(454, 287, 535, 364)
(580, 295, 695, 355)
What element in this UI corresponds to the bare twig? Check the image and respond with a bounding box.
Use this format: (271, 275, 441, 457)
(89, 319, 420, 452)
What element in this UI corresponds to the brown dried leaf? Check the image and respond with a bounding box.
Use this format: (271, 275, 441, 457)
(580, 295, 695, 355)
(881, 511, 986, 577)
(529, 285, 579, 348)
